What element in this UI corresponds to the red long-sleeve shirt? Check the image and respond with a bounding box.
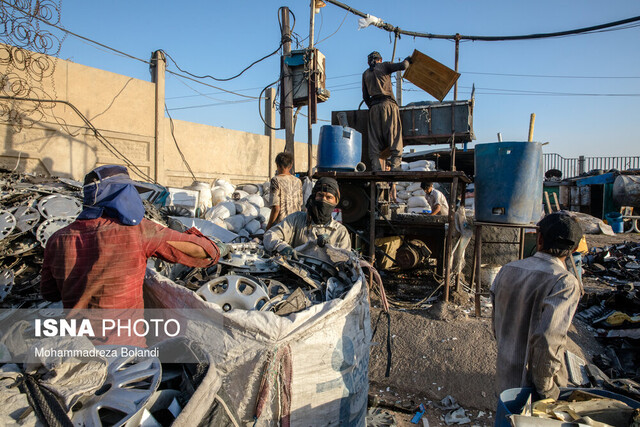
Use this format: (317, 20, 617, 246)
(40, 217, 219, 310)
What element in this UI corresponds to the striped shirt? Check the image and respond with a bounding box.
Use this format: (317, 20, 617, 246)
(491, 252, 582, 399)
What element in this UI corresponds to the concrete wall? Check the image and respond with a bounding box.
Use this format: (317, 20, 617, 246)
(0, 43, 314, 187)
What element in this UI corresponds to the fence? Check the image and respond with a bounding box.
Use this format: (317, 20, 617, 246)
(543, 153, 640, 179)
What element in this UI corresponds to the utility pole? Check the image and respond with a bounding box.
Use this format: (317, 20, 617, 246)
(150, 50, 166, 184)
(264, 87, 276, 177)
(280, 7, 295, 170)
(307, 0, 320, 177)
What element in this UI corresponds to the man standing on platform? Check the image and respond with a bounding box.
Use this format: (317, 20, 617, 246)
(362, 51, 411, 172)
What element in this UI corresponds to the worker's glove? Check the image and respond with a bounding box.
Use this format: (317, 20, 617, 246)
(317, 233, 330, 248)
(211, 238, 230, 258)
(404, 55, 413, 64)
(279, 245, 299, 261)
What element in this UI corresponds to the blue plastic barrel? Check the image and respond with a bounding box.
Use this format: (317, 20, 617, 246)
(317, 125, 362, 171)
(475, 142, 543, 224)
(605, 212, 624, 233)
(495, 387, 640, 427)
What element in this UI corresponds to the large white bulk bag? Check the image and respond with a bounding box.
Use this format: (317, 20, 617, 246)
(143, 261, 371, 426)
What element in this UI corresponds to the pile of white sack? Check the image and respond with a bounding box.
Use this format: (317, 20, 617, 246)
(203, 179, 272, 238)
(395, 160, 436, 213)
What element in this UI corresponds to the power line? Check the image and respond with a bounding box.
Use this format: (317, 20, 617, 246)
(164, 105, 197, 182)
(162, 45, 281, 82)
(323, 0, 640, 41)
(462, 71, 640, 79)
(166, 99, 254, 111)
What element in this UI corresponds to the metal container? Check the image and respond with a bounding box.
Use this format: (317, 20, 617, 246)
(474, 142, 543, 224)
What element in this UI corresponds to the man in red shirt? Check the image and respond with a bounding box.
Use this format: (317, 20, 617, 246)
(40, 165, 222, 310)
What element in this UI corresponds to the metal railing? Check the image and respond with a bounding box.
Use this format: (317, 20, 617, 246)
(544, 153, 640, 179)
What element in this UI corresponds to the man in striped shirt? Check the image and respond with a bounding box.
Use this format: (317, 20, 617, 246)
(491, 212, 583, 400)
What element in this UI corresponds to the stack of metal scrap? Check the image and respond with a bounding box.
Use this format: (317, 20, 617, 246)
(574, 242, 640, 401)
(152, 242, 360, 316)
(0, 171, 84, 308)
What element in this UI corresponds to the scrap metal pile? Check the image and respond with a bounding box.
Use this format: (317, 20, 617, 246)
(0, 171, 361, 315)
(152, 241, 360, 316)
(0, 172, 84, 308)
(574, 241, 640, 401)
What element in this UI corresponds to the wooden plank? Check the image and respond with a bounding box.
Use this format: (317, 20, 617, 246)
(403, 49, 460, 101)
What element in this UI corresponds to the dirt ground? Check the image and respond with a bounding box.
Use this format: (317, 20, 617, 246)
(366, 231, 638, 426)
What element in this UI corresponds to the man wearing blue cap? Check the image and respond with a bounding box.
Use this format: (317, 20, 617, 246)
(40, 165, 223, 310)
(491, 212, 584, 400)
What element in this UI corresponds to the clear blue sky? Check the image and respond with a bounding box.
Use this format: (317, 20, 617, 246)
(46, 1, 640, 158)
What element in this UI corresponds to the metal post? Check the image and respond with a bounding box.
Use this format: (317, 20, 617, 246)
(307, 0, 316, 177)
(497, 132, 502, 142)
(264, 87, 276, 178)
(578, 155, 586, 175)
(150, 50, 166, 184)
(444, 176, 458, 302)
(474, 225, 482, 316)
(280, 7, 295, 170)
(454, 34, 460, 101)
(396, 70, 402, 107)
(369, 181, 376, 262)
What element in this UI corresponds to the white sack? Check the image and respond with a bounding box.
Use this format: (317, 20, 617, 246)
(240, 184, 259, 195)
(244, 194, 265, 208)
(234, 201, 259, 218)
(412, 189, 426, 197)
(214, 179, 235, 197)
(259, 207, 272, 222)
(244, 219, 261, 234)
(204, 201, 236, 221)
(225, 214, 247, 232)
(408, 196, 430, 208)
(396, 191, 411, 200)
(211, 187, 227, 206)
(408, 160, 435, 170)
(400, 162, 409, 171)
(407, 182, 422, 192)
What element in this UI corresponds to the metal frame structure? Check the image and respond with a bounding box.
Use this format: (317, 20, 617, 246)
(315, 170, 470, 303)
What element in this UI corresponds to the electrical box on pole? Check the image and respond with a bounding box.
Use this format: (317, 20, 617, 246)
(283, 49, 329, 109)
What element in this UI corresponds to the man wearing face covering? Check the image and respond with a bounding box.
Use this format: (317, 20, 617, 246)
(40, 165, 224, 310)
(263, 177, 351, 259)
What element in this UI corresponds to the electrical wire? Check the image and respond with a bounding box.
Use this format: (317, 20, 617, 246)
(164, 105, 197, 182)
(462, 71, 640, 79)
(0, 0, 151, 65)
(0, 96, 156, 182)
(316, 10, 349, 45)
(163, 45, 282, 82)
(258, 78, 283, 131)
(323, 0, 640, 41)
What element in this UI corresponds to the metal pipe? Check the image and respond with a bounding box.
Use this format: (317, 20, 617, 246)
(307, 1, 316, 177)
(454, 34, 460, 101)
